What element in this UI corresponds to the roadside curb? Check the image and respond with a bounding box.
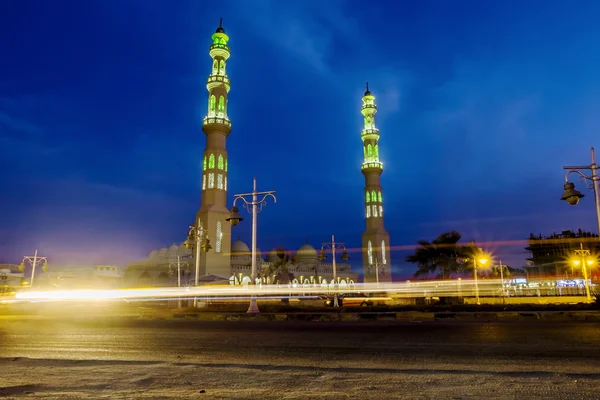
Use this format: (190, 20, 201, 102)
(138, 310, 600, 322)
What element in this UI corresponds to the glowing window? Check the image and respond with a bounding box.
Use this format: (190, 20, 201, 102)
(209, 95, 216, 113)
(216, 221, 222, 253)
(208, 173, 215, 188)
(378, 192, 382, 202)
(217, 174, 223, 189)
(381, 240, 387, 265)
(225, 159, 228, 172)
(368, 241, 373, 264)
(203, 155, 207, 171)
(371, 190, 376, 202)
(202, 174, 206, 190)
(218, 96, 225, 111)
(367, 144, 373, 158)
(212, 60, 218, 75)
(219, 60, 225, 75)
(366, 206, 370, 218)
(209, 154, 215, 169)
(374, 145, 379, 160)
(379, 205, 383, 217)
(218, 155, 224, 170)
(372, 205, 378, 217)
(366, 192, 370, 203)
(224, 176, 227, 191)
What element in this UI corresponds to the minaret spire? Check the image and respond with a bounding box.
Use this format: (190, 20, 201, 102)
(360, 84, 391, 283)
(194, 21, 233, 279)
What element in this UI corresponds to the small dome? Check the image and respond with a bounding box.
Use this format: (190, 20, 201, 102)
(232, 238, 250, 254)
(267, 248, 280, 263)
(168, 244, 179, 253)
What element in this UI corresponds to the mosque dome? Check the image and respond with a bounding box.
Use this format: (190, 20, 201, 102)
(149, 250, 158, 258)
(297, 243, 318, 260)
(231, 238, 250, 254)
(364, 82, 372, 96)
(267, 248, 280, 263)
(168, 244, 179, 254)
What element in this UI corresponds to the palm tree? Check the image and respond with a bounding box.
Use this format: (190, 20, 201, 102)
(406, 231, 466, 279)
(262, 247, 294, 284)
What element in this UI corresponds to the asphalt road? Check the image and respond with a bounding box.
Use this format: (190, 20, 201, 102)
(1, 319, 600, 399)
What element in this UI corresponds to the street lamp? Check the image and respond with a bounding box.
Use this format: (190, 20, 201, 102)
(184, 219, 211, 307)
(572, 243, 594, 302)
(496, 260, 508, 303)
(226, 177, 276, 313)
(561, 147, 600, 235)
(473, 256, 488, 305)
(368, 255, 384, 287)
(19, 250, 48, 287)
(319, 234, 349, 308)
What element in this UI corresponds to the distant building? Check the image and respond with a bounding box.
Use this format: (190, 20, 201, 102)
(125, 238, 358, 288)
(525, 229, 600, 279)
(38, 265, 123, 289)
(0, 264, 24, 293)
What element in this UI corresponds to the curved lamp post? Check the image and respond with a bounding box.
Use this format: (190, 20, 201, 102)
(319, 234, 349, 307)
(184, 220, 211, 307)
(20, 250, 48, 287)
(561, 147, 600, 235)
(226, 177, 276, 313)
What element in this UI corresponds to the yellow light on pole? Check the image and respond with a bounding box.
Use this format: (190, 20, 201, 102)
(479, 258, 489, 266)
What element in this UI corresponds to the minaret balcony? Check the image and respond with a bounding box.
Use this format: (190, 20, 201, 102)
(203, 116, 232, 128)
(361, 128, 380, 140)
(209, 44, 230, 59)
(361, 161, 383, 171)
(206, 75, 231, 91)
(361, 103, 377, 111)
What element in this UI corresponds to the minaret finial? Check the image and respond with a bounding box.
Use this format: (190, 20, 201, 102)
(237, 236, 240, 240)
(366, 82, 369, 91)
(220, 17, 223, 28)
(305, 237, 309, 245)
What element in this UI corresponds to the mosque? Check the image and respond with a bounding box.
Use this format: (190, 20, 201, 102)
(124, 20, 391, 287)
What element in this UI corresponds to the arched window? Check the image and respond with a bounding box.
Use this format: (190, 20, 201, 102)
(212, 60, 218, 75)
(374, 145, 379, 160)
(218, 155, 224, 170)
(217, 174, 223, 189)
(224, 176, 227, 191)
(381, 240, 387, 265)
(363, 146, 367, 159)
(203, 155, 207, 171)
(371, 190, 377, 202)
(372, 205, 378, 217)
(209, 154, 215, 169)
(366, 191, 370, 203)
(367, 144, 373, 159)
(379, 205, 383, 217)
(219, 60, 225, 75)
(202, 174, 206, 190)
(378, 191, 382, 202)
(366, 206, 370, 218)
(209, 95, 216, 113)
(216, 221, 222, 253)
(225, 159, 228, 172)
(368, 240, 373, 265)
(218, 96, 225, 111)
(208, 173, 215, 188)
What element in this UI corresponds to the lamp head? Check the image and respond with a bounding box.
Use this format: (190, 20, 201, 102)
(201, 239, 212, 253)
(341, 249, 349, 261)
(561, 182, 584, 206)
(318, 249, 326, 261)
(226, 206, 243, 226)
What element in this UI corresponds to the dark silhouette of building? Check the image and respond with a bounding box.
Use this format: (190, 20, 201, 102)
(525, 229, 600, 278)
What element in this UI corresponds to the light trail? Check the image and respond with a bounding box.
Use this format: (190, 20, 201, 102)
(13, 279, 509, 302)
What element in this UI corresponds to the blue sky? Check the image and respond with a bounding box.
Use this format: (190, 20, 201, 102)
(1, 0, 600, 277)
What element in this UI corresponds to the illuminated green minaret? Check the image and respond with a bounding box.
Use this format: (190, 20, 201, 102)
(360, 83, 392, 283)
(195, 19, 232, 278)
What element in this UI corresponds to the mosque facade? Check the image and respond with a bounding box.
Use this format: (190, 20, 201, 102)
(124, 21, 387, 287)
